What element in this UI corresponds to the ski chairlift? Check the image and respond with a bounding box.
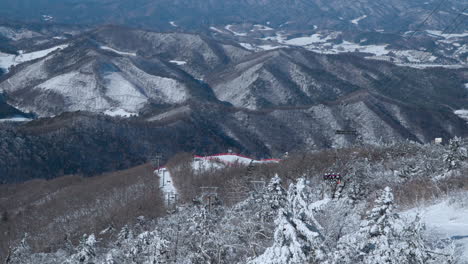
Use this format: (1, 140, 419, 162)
(323, 173, 341, 184)
(335, 130, 358, 135)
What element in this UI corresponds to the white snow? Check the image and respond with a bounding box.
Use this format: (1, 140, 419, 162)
(239, 43, 257, 50)
(253, 24, 274, 31)
(192, 154, 280, 173)
(403, 199, 468, 262)
(225, 25, 248, 37)
(103, 109, 135, 117)
(155, 167, 178, 205)
(100, 46, 136, 56)
(454, 109, 468, 123)
(146, 105, 191, 122)
(192, 157, 225, 173)
(0, 44, 68, 73)
(42, 15, 53, 21)
(210, 27, 224, 34)
(351, 15, 367, 25)
(0, 116, 32, 122)
(103, 72, 147, 112)
(169, 60, 187, 65)
(426, 30, 468, 39)
(283, 34, 333, 45)
(257, 44, 284, 51)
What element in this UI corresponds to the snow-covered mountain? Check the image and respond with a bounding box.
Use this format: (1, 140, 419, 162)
(0, 26, 250, 116)
(0, 0, 465, 33)
(0, 26, 467, 182)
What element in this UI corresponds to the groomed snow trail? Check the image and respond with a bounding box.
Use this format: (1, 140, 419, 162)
(192, 153, 280, 173)
(155, 167, 177, 206)
(403, 199, 468, 263)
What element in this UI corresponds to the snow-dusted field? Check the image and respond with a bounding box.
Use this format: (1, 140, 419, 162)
(192, 154, 280, 173)
(225, 25, 247, 36)
(169, 60, 187, 65)
(283, 34, 333, 46)
(351, 15, 368, 25)
(0, 44, 68, 73)
(403, 198, 468, 263)
(103, 109, 135, 117)
(0, 116, 32, 122)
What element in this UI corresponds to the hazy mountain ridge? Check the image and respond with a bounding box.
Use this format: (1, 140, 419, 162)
(0, 0, 465, 32)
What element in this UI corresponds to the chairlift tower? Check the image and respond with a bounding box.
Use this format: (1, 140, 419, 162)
(200, 187, 219, 211)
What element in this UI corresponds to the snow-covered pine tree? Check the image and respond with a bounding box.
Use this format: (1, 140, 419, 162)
(116, 224, 134, 247)
(264, 174, 287, 210)
(69, 234, 97, 263)
(443, 137, 467, 171)
(126, 231, 169, 264)
(333, 187, 433, 264)
(248, 178, 327, 264)
(257, 174, 287, 221)
(7, 233, 32, 264)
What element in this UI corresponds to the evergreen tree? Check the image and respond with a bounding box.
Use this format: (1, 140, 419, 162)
(249, 178, 327, 264)
(8, 234, 32, 264)
(68, 234, 97, 263)
(443, 137, 467, 171)
(333, 187, 433, 264)
(257, 174, 287, 221)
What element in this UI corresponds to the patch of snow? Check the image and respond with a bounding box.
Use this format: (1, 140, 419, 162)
(283, 34, 333, 46)
(100, 46, 136, 56)
(327, 41, 389, 56)
(103, 109, 136, 117)
(192, 157, 225, 173)
(0, 116, 32, 122)
(239, 43, 257, 50)
(192, 154, 280, 174)
(403, 199, 468, 262)
(308, 198, 331, 210)
(146, 105, 191, 122)
(253, 24, 273, 31)
(426, 30, 468, 39)
(0, 44, 68, 73)
(169, 60, 187, 65)
(42, 15, 53, 21)
(396, 63, 465, 69)
(351, 15, 367, 25)
(454, 109, 468, 123)
(225, 25, 247, 37)
(210, 27, 224, 33)
(257, 44, 284, 50)
(103, 72, 147, 112)
(199, 154, 280, 166)
(155, 167, 177, 205)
